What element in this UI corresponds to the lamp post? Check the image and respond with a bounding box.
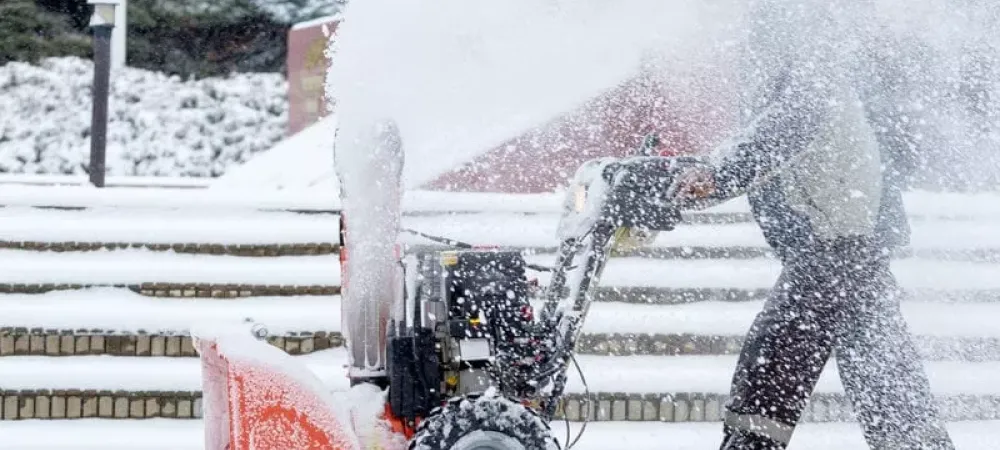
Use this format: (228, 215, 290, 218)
(87, 0, 120, 188)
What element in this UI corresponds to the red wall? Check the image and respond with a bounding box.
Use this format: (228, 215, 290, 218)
(287, 18, 340, 135)
(425, 72, 712, 193)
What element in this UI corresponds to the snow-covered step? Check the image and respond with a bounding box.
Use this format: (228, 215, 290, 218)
(0, 207, 338, 245)
(2, 283, 991, 303)
(0, 249, 339, 286)
(2, 206, 999, 252)
(0, 350, 348, 393)
(0, 289, 339, 335)
(565, 355, 1000, 396)
(1, 249, 997, 291)
(3, 241, 996, 263)
(2, 420, 1000, 450)
(582, 301, 1000, 338)
(531, 255, 1000, 291)
(7, 290, 998, 339)
(0, 186, 565, 214)
(414, 215, 1000, 251)
(591, 286, 1000, 304)
(1, 352, 998, 422)
(3, 290, 1000, 360)
(4, 185, 1000, 219)
(3, 352, 998, 397)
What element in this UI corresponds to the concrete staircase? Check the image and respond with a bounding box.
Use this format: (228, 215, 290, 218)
(1, 187, 999, 424)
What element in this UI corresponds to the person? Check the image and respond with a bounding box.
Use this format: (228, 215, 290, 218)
(669, 1, 956, 449)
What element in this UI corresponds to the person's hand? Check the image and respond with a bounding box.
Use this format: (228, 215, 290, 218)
(668, 167, 717, 202)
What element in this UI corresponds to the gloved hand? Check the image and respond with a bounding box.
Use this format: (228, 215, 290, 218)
(667, 166, 718, 203)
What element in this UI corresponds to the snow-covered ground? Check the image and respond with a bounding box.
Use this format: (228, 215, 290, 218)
(1, 419, 998, 450)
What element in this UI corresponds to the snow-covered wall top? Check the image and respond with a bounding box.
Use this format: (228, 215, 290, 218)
(0, 57, 287, 177)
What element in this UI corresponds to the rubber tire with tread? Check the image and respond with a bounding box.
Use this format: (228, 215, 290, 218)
(408, 395, 560, 450)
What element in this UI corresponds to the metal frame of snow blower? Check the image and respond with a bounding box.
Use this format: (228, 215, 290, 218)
(379, 150, 714, 446)
(533, 155, 708, 420)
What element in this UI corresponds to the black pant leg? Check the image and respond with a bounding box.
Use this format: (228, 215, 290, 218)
(834, 259, 955, 450)
(720, 263, 841, 450)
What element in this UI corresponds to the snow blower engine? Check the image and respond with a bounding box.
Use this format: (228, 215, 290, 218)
(375, 150, 712, 450)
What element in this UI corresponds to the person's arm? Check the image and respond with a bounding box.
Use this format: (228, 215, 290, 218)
(864, 54, 925, 191)
(711, 76, 827, 199)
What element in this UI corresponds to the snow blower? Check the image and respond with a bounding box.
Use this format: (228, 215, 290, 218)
(195, 128, 713, 450)
(386, 153, 704, 450)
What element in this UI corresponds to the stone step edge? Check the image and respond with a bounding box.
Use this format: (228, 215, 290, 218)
(0, 283, 340, 297)
(1, 206, 757, 223)
(0, 241, 338, 257)
(0, 331, 340, 357)
(2, 284, 997, 304)
(2, 330, 998, 361)
(0, 390, 996, 423)
(8, 205, 993, 224)
(2, 240, 999, 263)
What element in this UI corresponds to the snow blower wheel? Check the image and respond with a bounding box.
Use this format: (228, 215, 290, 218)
(408, 396, 559, 450)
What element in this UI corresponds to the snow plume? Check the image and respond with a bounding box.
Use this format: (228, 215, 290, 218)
(324, 0, 739, 374)
(862, 0, 1000, 190)
(334, 116, 403, 375)
(0, 57, 287, 177)
(326, 0, 999, 192)
(871, 0, 1000, 191)
(326, 0, 745, 188)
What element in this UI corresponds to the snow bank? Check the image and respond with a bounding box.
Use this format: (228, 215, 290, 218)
(0, 57, 287, 177)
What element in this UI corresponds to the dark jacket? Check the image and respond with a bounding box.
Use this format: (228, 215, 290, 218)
(710, 30, 921, 260)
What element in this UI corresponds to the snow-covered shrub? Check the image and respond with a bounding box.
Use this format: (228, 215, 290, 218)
(0, 57, 288, 177)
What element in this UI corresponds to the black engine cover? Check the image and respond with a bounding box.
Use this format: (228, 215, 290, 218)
(386, 326, 441, 421)
(442, 250, 531, 341)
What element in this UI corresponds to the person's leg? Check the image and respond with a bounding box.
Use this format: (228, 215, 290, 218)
(720, 261, 841, 450)
(834, 255, 955, 450)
